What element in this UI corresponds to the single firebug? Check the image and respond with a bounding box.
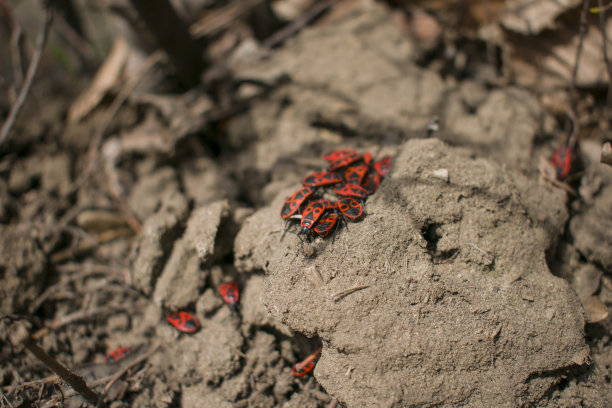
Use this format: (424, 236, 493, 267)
(105, 346, 133, 363)
(302, 171, 342, 187)
(362, 152, 373, 166)
(373, 155, 392, 177)
(292, 348, 322, 377)
(344, 162, 368, 185)
(333, 184, 368, 199)
(361, 171, 381, 195)
(300, 200, 326, 233)
(328, 151, 361, 171)
(550, 144, 574, 180)
(337, 197, 364, 221)
(314, 212, 339, 237)
(219, 281, 240, 307)
(323, 149, 358, 162)
(166, 311, 200, 334)
(280, 186, 314, 219)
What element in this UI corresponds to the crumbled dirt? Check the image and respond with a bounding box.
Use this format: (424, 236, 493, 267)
(236, 138, 588, 407)
(2, 1, 612, 407)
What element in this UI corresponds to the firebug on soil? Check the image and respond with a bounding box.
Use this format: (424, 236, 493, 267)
(105, 346, 133, 363)
(314, 212, 339, 237)
(292, 348, 322, 377)
(361, 171, 381, 195)
(362, 152, 372, 166)
(219, 281, 240, 307)
(309, 198, 337, 210)
(333, 184, 368, 199)
(550, 144, 574, 180)
(373, 155, 392, 177)
(337, 197, 364, 221)
(344, 162, 368, 185)
(302, 171, 342, 187)
(281, 186, 314, 218)
(328, 151, 361, 171)
(323, 149, 358, 162)
(166, 311, 200, 333)
(300, 200, 326, 233)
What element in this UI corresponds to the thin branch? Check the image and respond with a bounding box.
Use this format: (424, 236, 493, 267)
(597, 0, 612, 111)
(331, 285, 370, 300)
(102, 342, 160, 396)
(570, 0, 591, 107)
(22, 336, 103, 407)
(0, 5, 53, 147)
(263, 0, 341, 48)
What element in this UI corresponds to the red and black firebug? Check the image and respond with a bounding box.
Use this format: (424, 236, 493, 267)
(219, 281, 240, 308)
(166, 311, 200, 334)
(280, 186, 314, 219)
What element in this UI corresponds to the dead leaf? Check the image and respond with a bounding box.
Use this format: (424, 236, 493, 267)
(501, 0, 582, 36)
(68, 37, 130, 123)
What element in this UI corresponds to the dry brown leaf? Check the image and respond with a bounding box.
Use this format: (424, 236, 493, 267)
(508, 19, 612, 89)
(581, 295, 609, 323)
(67, 37, 129, 123)
(501, 0, 581, 36)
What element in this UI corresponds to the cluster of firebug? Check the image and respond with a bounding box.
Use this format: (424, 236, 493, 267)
(281, 149, 392, 239)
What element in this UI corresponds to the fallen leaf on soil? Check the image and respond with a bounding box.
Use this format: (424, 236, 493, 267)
(68, 37, 129, 123)
(501, 0, 582, 35)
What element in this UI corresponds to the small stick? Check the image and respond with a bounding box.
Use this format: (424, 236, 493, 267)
(0, 5, 53, 146)
(597, 0, 612, 110)
(328, 398, 338, 408)
(1, 390, 15, 408)
(570, 0, 590, 106)
(263, 0, 341, 48)
(601, 141, 612, 166)
(332, 285, 369, 300)
(22, 337, 103, 407)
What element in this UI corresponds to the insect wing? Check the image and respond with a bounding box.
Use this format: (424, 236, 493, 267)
(328, 152, 361, 171)
(373, 155, 392, 177)
(550, 145, 572, 180)
(338, 197, 363, 221)
(314, 212, 339, 237)
(292, 361, 316, 377)
(323, 149, 358, 162)
(280, 187, 313, 218)
(302, 171, 342, 187)
(344, 163, 368, 185)
(333, 184, 368, 199)
(219, 282, 240, 306)
(105, 346, 132, 363)
(301, 201, 326, 230)
(166, 311, 200, 333)
(361, 171, 381, 195)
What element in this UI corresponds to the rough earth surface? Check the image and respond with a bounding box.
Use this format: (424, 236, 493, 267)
(2, 1, 612, 407)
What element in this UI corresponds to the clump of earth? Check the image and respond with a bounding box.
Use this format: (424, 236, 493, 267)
(2, 1, 612, 407)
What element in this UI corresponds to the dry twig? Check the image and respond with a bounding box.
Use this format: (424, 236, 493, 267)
(332, 285, 370, 300)
(597, 0, 612, 110)
(263, 0, 341, 48)
(0, 5, 53, 147)
(22, 337, 103, 406)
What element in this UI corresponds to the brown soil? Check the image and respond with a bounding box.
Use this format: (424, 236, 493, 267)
(2, 2, 612, 408)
